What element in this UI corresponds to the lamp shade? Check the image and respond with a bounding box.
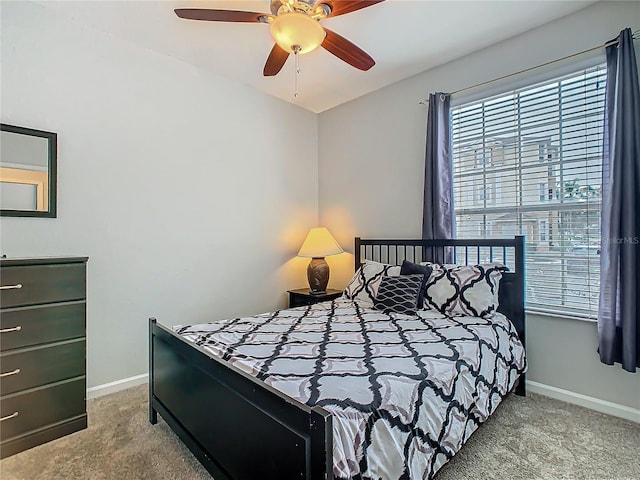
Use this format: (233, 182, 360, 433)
(297, 227, 343, 258)
(270, 12, 326, 54)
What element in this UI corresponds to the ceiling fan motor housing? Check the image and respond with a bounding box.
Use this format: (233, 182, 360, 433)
(271, 0, 331, 16)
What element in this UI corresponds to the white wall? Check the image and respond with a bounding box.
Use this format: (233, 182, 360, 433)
(318, 1, 640, 411)
(0, 1, 318, 388)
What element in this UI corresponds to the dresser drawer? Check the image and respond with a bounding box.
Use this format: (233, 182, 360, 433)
(0, 378, 86, 442)
(1, 340, 85, 396)
(0, 263, 86, 309)
(0, 303, 85, 351)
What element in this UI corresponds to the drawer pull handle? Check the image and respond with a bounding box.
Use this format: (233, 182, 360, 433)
(0, 412, 18, 422)
(0, 326, 21, 333)
(0, 284, 22, 290)
(0, 368, 20, 378)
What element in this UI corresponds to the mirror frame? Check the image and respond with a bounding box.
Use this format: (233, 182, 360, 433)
(1, 123, 57, 218)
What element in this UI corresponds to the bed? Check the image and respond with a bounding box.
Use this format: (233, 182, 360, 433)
(149, 237, 526, 480)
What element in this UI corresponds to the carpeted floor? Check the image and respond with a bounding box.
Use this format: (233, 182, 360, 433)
(1, 385, 638, 480)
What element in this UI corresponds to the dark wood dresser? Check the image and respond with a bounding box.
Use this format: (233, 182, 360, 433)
(0, 257, 88, 458)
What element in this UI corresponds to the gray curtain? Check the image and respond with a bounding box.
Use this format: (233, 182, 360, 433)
(598, 28, 640, 373)
(422, 93, 454, 263)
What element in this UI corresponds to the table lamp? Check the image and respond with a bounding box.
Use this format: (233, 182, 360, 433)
(297, 227, 343, 294)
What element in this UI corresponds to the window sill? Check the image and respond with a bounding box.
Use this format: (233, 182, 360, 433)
(526, 308, 597, 323)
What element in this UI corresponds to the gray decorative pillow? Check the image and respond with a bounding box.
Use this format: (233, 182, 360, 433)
(422, 263, 507, 317)
(400, 260, 432, 309)
(343, 260, 401, 305)
(374, 274, 423, 315)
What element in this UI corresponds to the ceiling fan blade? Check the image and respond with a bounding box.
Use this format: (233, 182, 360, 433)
(174, 9, 264, 23)
(264, 44, 290, 76)
(321, 28, 375, 71)
(323, 1, 385, 18)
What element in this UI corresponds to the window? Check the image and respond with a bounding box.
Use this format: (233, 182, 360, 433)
(539, 220, 547, 242)
(475, 148, 492, 167)
(538, 182, 547, 202)
(451, 65, 606, 318)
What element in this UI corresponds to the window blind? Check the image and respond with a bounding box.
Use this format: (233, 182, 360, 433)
(451, 65, 606, 318)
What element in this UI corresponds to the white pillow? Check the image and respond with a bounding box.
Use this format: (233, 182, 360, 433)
(343, 260, 401, 305)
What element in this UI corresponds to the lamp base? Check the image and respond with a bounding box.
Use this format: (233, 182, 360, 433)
(307, 257, 329, 294)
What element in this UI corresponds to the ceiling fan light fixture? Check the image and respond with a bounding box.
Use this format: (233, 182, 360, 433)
(270, 12, 326, 54)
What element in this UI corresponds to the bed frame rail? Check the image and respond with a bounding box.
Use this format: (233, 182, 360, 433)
(355, 236, 526, 396)
(149, 319, 333, 480)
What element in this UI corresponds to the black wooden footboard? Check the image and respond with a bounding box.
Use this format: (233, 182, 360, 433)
(149, 319, 333, 480)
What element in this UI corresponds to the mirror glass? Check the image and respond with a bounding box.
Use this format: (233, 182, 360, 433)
(1, 124, 57, 218)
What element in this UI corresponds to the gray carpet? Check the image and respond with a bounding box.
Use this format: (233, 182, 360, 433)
(1, 385, 638, 480)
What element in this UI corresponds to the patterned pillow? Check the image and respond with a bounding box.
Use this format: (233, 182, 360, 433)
(374, 274, 423, 315)
(422, 263, 507, 317)
(399, 260, 432, 309)
(343, 260, 401, 305)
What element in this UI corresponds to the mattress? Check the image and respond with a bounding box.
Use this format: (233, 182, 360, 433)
(175, 298, 526, 480)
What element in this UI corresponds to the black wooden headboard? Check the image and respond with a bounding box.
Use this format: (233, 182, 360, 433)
(354, 236, 526, 378)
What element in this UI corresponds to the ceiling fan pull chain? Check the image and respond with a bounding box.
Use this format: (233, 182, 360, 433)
(294, 45, 301, 98)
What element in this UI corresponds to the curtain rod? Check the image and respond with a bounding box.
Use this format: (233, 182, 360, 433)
(418, 29, 640, 105)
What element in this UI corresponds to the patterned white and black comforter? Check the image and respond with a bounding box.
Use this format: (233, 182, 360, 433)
(175, 298, 526, 480)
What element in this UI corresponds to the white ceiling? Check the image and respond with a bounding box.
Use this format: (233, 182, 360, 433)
(34, 0, 597, 113)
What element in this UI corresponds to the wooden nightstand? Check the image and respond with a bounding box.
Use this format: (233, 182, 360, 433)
(288, 288, 343, 308)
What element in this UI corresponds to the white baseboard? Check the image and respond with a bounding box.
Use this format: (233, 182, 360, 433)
(86, 374, 639, 423)
(526, 380, 640, 423)
(86, 373, 148, 399)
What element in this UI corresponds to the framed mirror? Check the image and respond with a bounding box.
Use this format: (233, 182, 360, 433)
(1, 123, 57, 218)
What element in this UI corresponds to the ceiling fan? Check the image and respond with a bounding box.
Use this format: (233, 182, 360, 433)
(175, 0, 385, 76)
